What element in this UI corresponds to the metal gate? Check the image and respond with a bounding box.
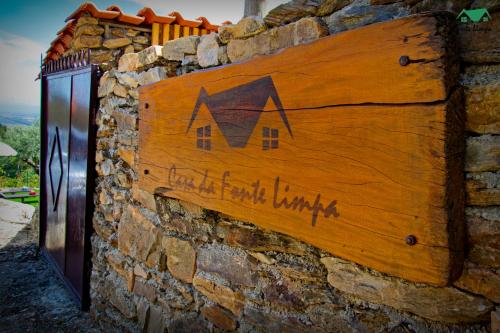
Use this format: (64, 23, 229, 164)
(40, 50, 99, 308)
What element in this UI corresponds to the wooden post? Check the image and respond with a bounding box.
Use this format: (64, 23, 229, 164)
(173, 24, 181, 39)
(162, 24, 171, 44)
(151, 23, 160, 46)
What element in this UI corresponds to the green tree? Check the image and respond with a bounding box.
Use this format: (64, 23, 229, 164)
(0, 121, 40, 187)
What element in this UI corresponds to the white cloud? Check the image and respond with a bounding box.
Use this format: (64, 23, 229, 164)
(128, 0, 244, 24)
(0, 31, 44, 106)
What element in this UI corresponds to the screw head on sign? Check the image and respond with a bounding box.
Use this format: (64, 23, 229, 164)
(399, 55, 410, 66)
(405, 235, 417, 246)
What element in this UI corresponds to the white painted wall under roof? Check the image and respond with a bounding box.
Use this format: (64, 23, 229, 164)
(244, 0, 290, 17)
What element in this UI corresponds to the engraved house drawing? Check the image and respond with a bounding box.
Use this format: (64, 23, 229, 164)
(185, 76, 293, 151)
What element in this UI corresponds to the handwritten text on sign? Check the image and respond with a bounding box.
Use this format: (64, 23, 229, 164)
(167, 164, 340, 226)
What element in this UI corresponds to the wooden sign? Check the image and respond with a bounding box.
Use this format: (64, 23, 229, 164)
(138, 14, 464, 286)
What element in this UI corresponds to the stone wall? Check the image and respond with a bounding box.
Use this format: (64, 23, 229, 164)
(88, 0, 499, 332)
(69, 14, 151, 71)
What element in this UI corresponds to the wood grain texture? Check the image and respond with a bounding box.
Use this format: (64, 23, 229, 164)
(138, 14, 463, 285)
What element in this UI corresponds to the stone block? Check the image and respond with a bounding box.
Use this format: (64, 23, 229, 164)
(103, 37, 133, 49)
(98, 76, 116, 98)
(117, 133, 138, 146)
(218, 46, 229, 64)
(90, 49, 114, 63)
(74, 24, 104, 37)
(123, 45, 135, 54)
(468, 244, 500, 268)
(227, 17, 328, 63)
(72, 35, 103, 49)
(317, 0, 353, 16)
(76, 16, 98, 27)
(321, 257, 493, 323)
(201, 304, 237, 331)
(138, 46, 163, 67)
(219, 16, 266, 43)
(111, 109, 137, 132)
(93, 217, 114, 241)
(466, 207, 500, 249)
(96, 159, 113, 176)
(115, 72, 139, 89)
(133, 35, 150, 45)
(167, 314, 208, 332)
(147, 305, 165, 333)
(133, 278, 157, 302)
(132, 183, 156, 212)
(465, 135, 500, 172)
(293, 17, 329, 45)
(196, 244, 258, 286)
(115, 171, 132, 188)
(134, 264, 149, 279)
(137, 297, 150, 330)
(178, 200, 204, 218)
(464, 78, 500, 134)
(264, 0, 321, 27)
(197, 33, 221, 68)
(163, 237, 196, 283)
(227, 38, 256, 63)
(162, 36, 200, 61)
(75, 24, 105, 37)
(493, 310, 500, 333)
(466, 172, 500, 205)
(192, 275, 245, 316)
(108, 283, 137, 319)
(105, 250, 127, 278)
(138, 67, 167, 86)
(216, 221, 309, 255)
(118, 53, 140, 72)
(117, 205, 161, 266)
(126, 29, 141, 37)
(323, 0, 409, 34)
(113, 83, 128, 98)
(117, 147, 136, 168)
(129, 88, 139, 100)
(454, 262, 500, 303)
(243, 305, 310, 333)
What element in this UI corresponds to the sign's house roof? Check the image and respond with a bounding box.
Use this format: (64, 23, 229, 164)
(186, 76, 293, 148)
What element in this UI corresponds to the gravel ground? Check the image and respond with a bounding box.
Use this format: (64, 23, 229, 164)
(0, 224, 101, 333)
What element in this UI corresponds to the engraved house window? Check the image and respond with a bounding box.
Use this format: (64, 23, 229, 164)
(262, 127, 278, 150)
(197, 125, 211, 150)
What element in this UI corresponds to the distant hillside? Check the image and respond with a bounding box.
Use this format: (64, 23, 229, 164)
(0, 104, 39, 126)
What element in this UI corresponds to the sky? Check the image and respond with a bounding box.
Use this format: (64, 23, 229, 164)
(0, 0, 248, 126)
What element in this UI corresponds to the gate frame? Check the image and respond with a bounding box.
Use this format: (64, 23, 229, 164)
(39, 51, 100, 309)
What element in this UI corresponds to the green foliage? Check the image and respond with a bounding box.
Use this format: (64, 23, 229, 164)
(0, 121, 40, 188)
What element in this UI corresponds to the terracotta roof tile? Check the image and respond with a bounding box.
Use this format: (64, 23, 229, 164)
(197, 16, 220, 31)
(46, 2, 228, 63)
(168, 11, 202, 28)
(136, 7, 176, 25)
(57, 20, 77, 35)
(105, 5, 146, 25)
(66, 2, 120, 21)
